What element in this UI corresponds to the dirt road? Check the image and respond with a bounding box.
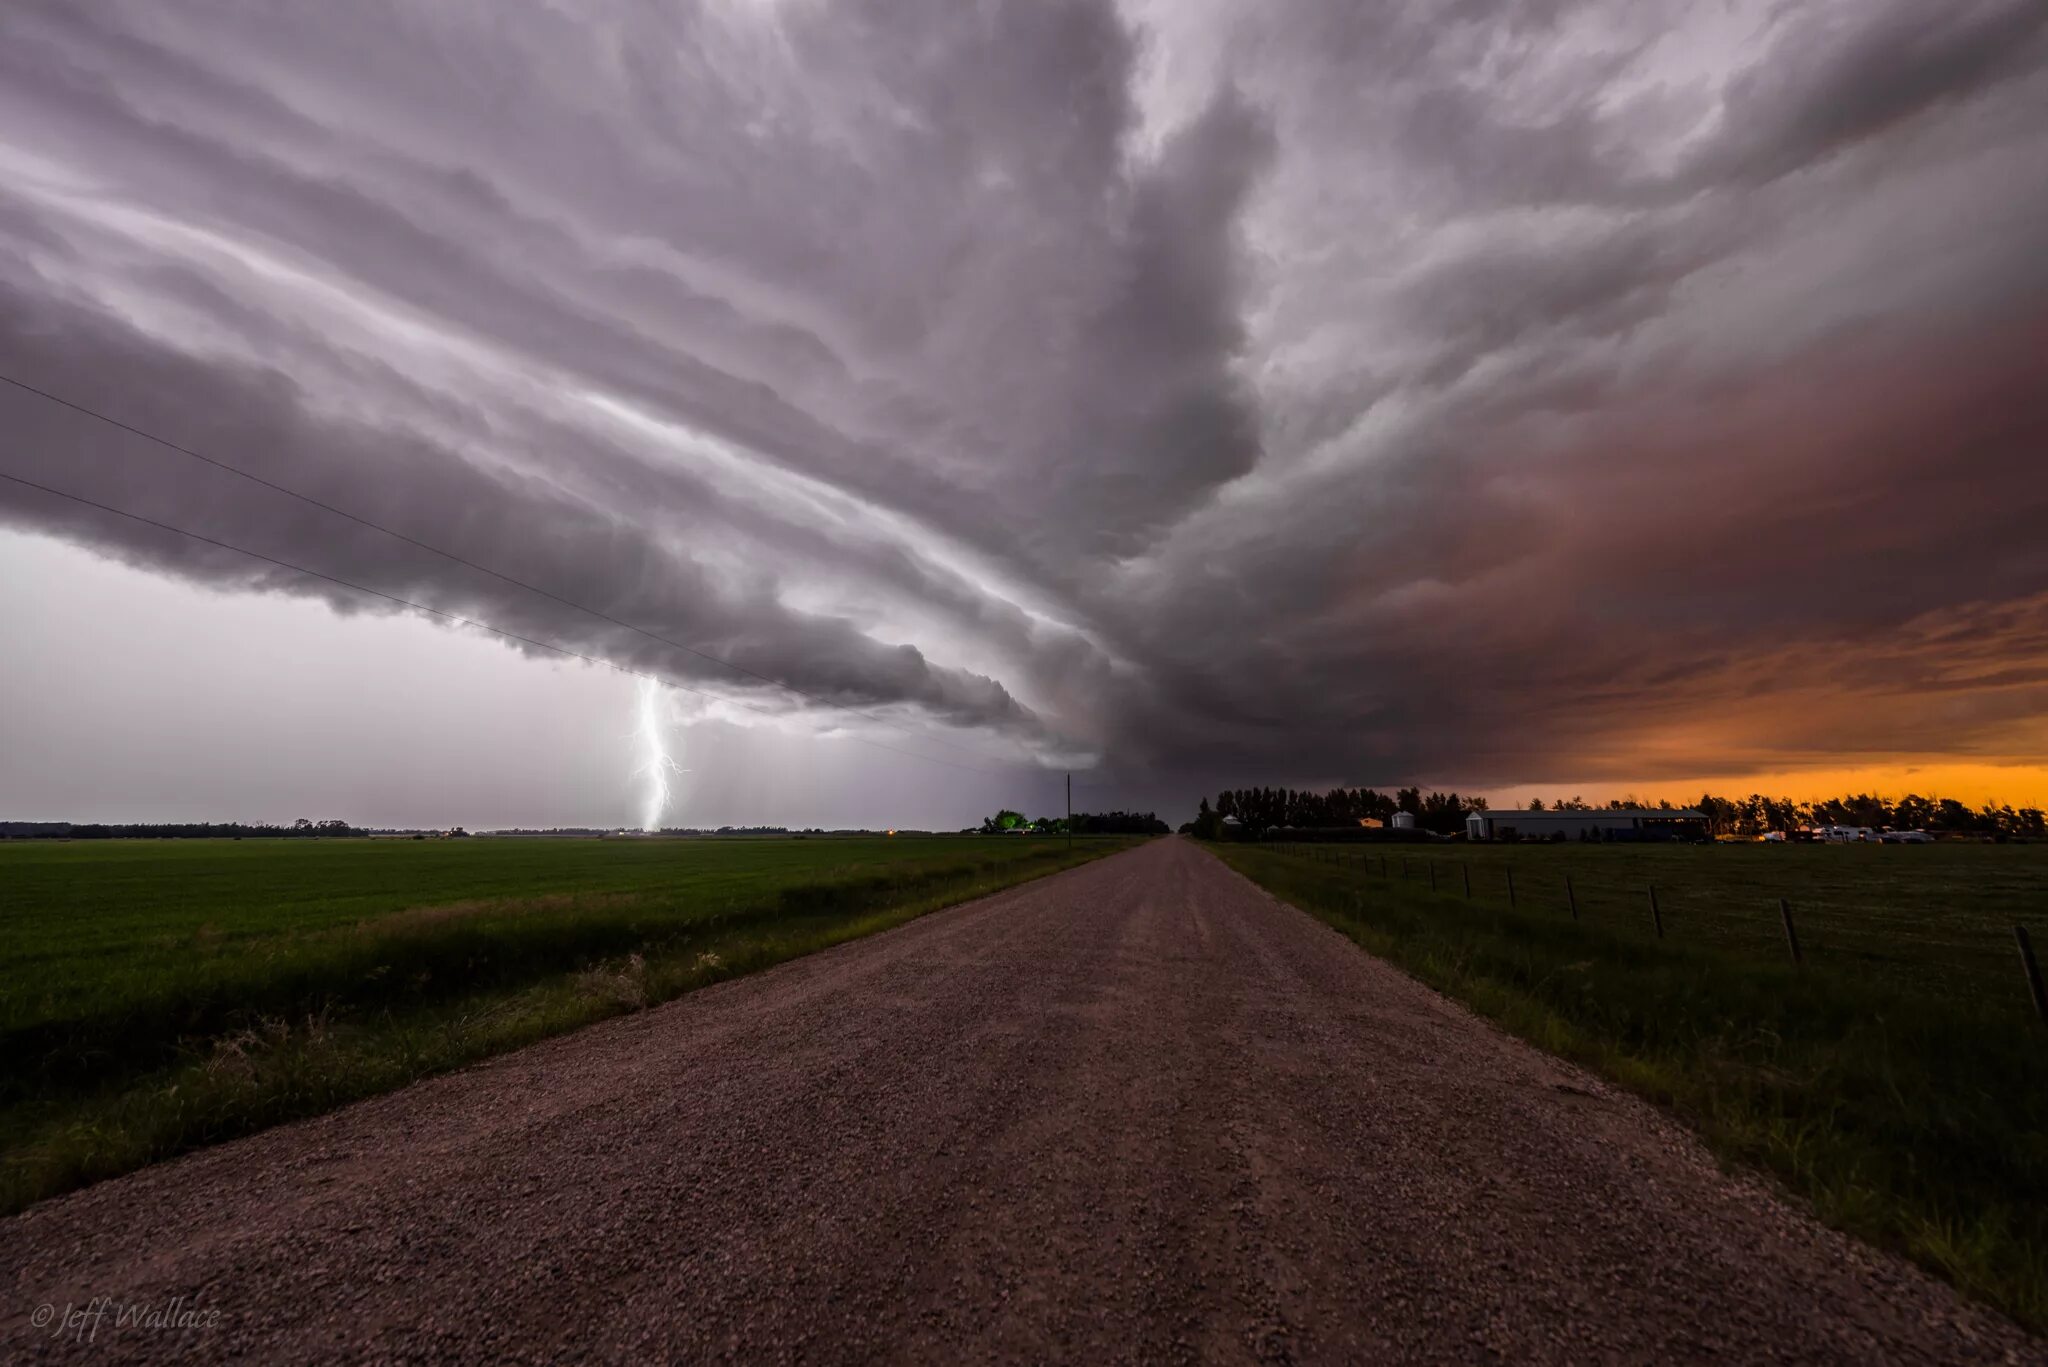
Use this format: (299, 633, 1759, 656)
(3, 838, 2036, 1363)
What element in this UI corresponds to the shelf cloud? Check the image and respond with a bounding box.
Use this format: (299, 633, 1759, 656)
(3, 0, 2045, 808)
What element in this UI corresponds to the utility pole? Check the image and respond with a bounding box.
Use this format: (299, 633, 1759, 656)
(1066, 772, 1073, 852)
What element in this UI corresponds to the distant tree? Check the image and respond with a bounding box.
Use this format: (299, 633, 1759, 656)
(1072, 810, 1170, 836)
(1983, 803, 2022, 840)
(1359, 788, 1396, 822)
(1765, 797, 1807, 833)
(1418, 790, 1473, 834)
(1745, 794, 1769, 834)
(1528, 798, 1546, 811)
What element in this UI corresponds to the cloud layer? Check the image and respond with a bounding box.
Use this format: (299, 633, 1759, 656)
(3, 0, 2045, 804)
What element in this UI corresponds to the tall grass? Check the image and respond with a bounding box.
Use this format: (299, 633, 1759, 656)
(1216, 844, 2048, 1334)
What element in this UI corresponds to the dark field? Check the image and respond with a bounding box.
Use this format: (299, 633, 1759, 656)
(1272, 840, 2048, 1010)
(1222, 840, 2048, 1332)
(0, 834, 1130, 1212)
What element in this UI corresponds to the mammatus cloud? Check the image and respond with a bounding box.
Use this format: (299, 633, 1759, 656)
(2, 0, 2045, 806)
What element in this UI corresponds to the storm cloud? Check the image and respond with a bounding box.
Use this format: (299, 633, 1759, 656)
(3, 0, 2045, 812)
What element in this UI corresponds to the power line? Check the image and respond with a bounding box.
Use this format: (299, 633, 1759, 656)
(0, 370, 1010, 764)
(0, 468, 1017, 778)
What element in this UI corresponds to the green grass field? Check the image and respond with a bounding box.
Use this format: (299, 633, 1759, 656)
(1221, 839, 2048, 1333)
(0, 834, 1131, 1213)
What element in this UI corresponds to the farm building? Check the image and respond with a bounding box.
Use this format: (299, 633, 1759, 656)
(1388, 811, 1418, 830)
(1465, 808, 1708, 842)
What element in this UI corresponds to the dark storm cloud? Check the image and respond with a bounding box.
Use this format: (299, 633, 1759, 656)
(1693, 1, 2048, 186)
(2, 0, 2046, 800)
(0, 282, 1047, 737)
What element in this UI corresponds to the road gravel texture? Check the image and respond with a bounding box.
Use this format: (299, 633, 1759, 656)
(4, 838, 2040, 1364)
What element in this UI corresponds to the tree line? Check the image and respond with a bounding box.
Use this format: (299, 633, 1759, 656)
(1686, 792, 2046, 839)
(1190, 787, 1487, 839)
(5, 818, 367, 840)
(977, 809, 1171, 835)
(1185, 784, 2047, 841)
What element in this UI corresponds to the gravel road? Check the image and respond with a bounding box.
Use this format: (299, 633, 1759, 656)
(4, 837, 2038, 1364)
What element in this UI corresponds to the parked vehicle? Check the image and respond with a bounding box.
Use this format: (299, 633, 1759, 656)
(1813, 825, 1876, 843)
(1876, 828, 1933, 844)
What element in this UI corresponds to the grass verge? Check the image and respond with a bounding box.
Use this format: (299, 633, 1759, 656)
(1212, 843, 2048, 1334)
(1, 838, 1130, 1213)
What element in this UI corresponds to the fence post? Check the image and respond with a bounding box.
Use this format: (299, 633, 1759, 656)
(1648, 884, 1664, 938)
(1778, 898, 1803, 966)
(2017, 925, 2048, 1024)
(1462, 862, 1471, 898)
(1565, 874, 1577, 921)
(1429, 860, 1437, 892)
(1402, 856, 1410, 880)
(1506, 867, 1516, 909)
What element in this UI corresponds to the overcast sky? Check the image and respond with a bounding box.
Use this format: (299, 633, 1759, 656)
(2, 1, 2046, 830)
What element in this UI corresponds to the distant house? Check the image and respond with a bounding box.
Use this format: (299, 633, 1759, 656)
(1466, 808, 1708, 842)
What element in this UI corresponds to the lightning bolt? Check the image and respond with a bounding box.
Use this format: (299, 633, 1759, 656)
(632, 677, 688, 832)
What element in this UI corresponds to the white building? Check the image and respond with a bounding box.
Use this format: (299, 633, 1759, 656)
(1465, 808, 1708, 842)
(1389, 811, 1418, 830)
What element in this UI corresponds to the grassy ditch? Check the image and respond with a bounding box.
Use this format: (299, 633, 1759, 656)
(0, 836, 1131, 1212)
(1213, 842, 2048, 1334)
